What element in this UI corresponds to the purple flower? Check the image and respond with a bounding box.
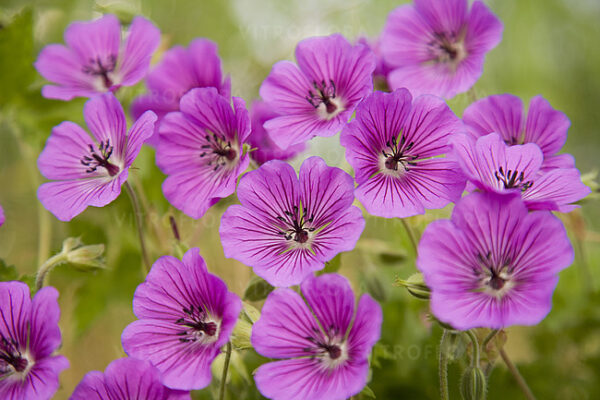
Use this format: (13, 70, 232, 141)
(251, 273, 382, 400)
(462, 94, 574, 169)
(0, 204, 4, 227)
(37, 93, 156, 221)
(219, 157, 365, 287)
(380, 0, 503, 98)
(70, 357, 189, 400)
(121, 248, 242, 391)
(417, 191, 574, 330)
(35, 14, 160, 100)
(156, 87, 250, 219)
(247, 100, 306, 165)
(0, 282, 69, 400)
(131, 38, 231, 146)
(340, 89, 466, 218)
(259, 34, 376, 149)
(452, 132, 590, 212)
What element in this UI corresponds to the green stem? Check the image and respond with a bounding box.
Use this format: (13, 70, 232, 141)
(499, 348, 536, 400)
(124, 181, 151, 273)
(466, 330, 480, 367)
(483, 329, 500, 349)
(219, 342, 232, 400)
(35, 253, 65, 292)
(439, 329, 450, 400)
(400, 218, 419, 254)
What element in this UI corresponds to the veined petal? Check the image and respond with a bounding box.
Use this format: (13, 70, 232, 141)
(251, 288, 322, 358)
(465, 0, 503, 55)
(118, 16, 161, 86)
(523, 168, 591, 212)
(83, 93, 128, 160)
(300, 274, 355, 339)
(29, 287, 62, 359)
(524, 95, 570, 157)
(124, 110, 157, 168)
(462, 94, 524, 143)
(64, 14, 120, 66)
(347, 294, 383, 360)
(414, 0, 468, 34)
(254, 358, 369, 400)
(37, 176, 124, 221)
(0, 281, 30, 347)
(38, 121, 100, 180)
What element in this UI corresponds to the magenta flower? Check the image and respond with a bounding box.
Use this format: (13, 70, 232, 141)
(417, 191, 574, 330)
(219, 157, 365, 287)
(247, 100, 305, 165)
(452, 132, 590, 212)
(462, 94, 574, 169)
(0, 282, 69, 400)
(35, 14, 160, 100)
(380, 0, 503, 98)
(37, 93, 156, 221)
(70, 358, 189, 400)
(156, 87, 250, 219)
(340, 89, 466, 218)
(0, 204, 4, 227)
(131, 38, 231, 146)
(356, 36, 393, 86)
(251, 273, 382, 400)
(259, 34, 376, 149)
(121, 248, 242, 391)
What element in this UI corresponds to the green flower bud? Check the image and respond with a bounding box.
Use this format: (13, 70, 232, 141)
(61, 238, 105, 271)
(395, 272, 431, 300)
(440, 331, 468, 363)
(460, 366, 487, 400)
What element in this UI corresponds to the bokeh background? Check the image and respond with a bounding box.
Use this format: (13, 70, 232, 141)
(1, 0, 599, 398)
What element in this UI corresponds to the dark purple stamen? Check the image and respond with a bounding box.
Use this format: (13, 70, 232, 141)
(82, 54, 117, 89)
(80, 139, 119, 176)
(306, 79, 338, 114)
(0, 336, 28, 374)
(275, 205, 315, 243)
(175, 305, 217, 343)
(475, 251, 512, 291)
(381, 135, 418, 172)
(200, 133, 237, 172)
(494, 166, 533, 192)
(429, 31, 463, 63)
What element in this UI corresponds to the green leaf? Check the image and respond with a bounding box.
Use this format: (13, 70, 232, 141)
(360, 385, 376, 399)
(0, 259, 18, 281)
(318, 253, 342, 275)
(243, 275, 274, 302)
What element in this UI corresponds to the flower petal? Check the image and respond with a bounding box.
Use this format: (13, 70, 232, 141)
(118, 16, 161, 86)
(251, 288, 322, 358)
(300, 274, 355, 339)
(83, 93, 128, 160)
(462, 94, 524, 143)
(64, 14, 121, 66)
(0, 281, 30, 347)
(124, 110, 157, 168)
(524, 95, 570, 157)
(29, 287, 62, 359)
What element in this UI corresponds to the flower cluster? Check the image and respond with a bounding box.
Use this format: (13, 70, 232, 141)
(16, 0, 592, 397)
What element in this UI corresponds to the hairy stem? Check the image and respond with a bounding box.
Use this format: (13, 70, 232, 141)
(124, 181, 151, 273)
(483, 329, 500, 349)
(466, 330, 481, 367)
(35, 253, 65, 292)
(500, 348, 536, 400)
(219, 342, 233, 400)
(439, 329, 450, 400)
(400, 218, 419, 254)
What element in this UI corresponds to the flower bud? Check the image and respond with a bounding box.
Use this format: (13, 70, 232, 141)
(61, 237, 105, 271)
(460, 366, 487, 400)
(395, 273, 430, 300)
(440, 331, 468, 363)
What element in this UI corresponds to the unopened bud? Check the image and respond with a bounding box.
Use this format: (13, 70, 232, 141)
(395, 273, 430, 300)
(61, 238, 105, 271)
(440, 331, 468, 363)
(460, 366, 487, 400)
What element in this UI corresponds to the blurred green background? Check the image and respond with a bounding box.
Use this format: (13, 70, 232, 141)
(1, 0, 599, 399)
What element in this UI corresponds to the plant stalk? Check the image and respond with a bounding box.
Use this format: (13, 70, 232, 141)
(499, 348, 536, 400)
(124, 181, 151, 273)
(219, 342, 233, 400)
